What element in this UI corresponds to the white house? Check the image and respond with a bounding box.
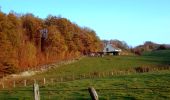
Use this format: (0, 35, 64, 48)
(103, 43, 122, 55)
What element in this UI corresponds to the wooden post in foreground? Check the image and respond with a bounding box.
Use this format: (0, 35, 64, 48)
(33, 83, 40, 100)
(88, 87, 98, 100)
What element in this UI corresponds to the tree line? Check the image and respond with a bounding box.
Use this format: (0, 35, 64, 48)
(132, 41, 170, 55)
(0, 11, 101, 76)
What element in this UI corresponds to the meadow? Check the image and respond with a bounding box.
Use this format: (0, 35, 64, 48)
(0, 50, 170, 100)
(34, 50, 170, 78)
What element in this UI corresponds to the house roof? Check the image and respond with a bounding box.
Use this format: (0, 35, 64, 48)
(110, 44, 121, 51)
(103, 43, 122, 52)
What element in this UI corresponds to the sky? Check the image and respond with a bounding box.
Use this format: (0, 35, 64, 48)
(0, 0, 170, 46)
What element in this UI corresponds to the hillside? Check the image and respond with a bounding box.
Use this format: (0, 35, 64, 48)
(1, 71, 170, 100)
(33, 55, 170, 78)
(0, 51, 170, 99)
(142, 50, 170, 58)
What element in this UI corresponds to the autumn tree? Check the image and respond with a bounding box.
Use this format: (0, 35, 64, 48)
(0, 11, 101, 75)
(46, 25, 67, 60)
(0, 32, 18, 76)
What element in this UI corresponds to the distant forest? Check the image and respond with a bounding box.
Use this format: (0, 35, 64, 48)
(0, 11, 101, 75)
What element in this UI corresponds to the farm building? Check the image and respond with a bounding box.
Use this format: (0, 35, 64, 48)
(103, 43, 122, 55)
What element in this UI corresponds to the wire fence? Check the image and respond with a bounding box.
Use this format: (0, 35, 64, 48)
(0, 67, 170, 89)
(0, 86, 170, 100)
(0, 65, 170, 99)
(0, 71, 139, 89)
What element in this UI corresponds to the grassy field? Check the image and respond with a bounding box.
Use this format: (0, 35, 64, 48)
(1, 71, 170, 100)
(34, 51, 170, 78)
(0, 50, 170, 100)
(143, 50, 170, 57)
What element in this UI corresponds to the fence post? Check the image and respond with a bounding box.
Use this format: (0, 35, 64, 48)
(98, 73, 100, 78)
(51, 78, 54, 85)
(2, 76, 4, 88)
(24, 80, 27, 87)
(103, 72, 105, 77)
(60, 77, 63, 82)
(88, 87, 98, 100)
(33, 83, 40, 100)
(72, 75, 75, 80)
(83, 74, 85, 79)
(13, 81, 16, 88)
(43, 78, 46, 85)
(2, 82, 4, 89)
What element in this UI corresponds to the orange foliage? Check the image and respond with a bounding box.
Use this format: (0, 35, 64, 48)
(0, 12, 101, 76)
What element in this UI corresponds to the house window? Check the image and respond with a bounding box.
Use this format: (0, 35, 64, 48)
(106, 48, 109, 52)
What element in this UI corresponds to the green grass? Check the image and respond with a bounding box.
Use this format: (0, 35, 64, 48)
(34, 51, 170, 78)
(0, 50, 170, 100)
(143, 50, 170, 58)
(1, 71, 170, 100)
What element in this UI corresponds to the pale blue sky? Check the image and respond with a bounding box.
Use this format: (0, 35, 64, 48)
(0, 0, 170, 46)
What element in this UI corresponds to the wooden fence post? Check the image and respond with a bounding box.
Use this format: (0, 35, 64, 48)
(88, 87, 98, 100)
(13, 81, 16, 88)
(103, 72, 105, 77)
(2, 82, 4, 89)
(2, 76, 4, 88)
(98, 73, 100, 78)
(60, 77, 63, 82)
(83, 74, 85, 79)
(111, 72, 113, 76)
(72, 75, 75, 80)
(24, 80, 27, 87)
(33, 83, 40, 100)
(43, 78, 46, 85)
(51, 78, 54, 85)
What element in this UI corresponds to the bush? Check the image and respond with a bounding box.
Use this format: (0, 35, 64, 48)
(135, 66, 150, 73)
(157, 45, 166, 50)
